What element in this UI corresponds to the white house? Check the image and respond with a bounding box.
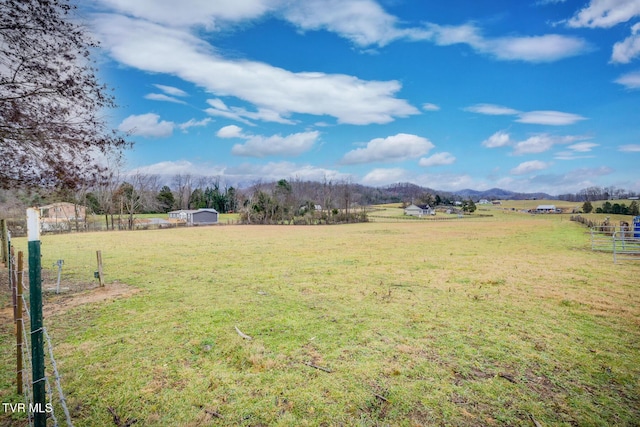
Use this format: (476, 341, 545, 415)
(404, 204, 434, 217)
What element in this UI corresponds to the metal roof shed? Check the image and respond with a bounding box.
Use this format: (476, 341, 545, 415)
(191, 209, 219, 225)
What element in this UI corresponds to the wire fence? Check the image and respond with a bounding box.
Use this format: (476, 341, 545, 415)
(9, 247, 74, 427)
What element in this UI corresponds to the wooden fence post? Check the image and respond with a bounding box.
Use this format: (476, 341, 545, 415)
(96, 250, 104, 287)
(1, 219, 7, 266)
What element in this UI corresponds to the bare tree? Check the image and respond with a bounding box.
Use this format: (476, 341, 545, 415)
(172, 174, 192, 210)
(115, 173, 159, 230)
(0, 0, 129, 189)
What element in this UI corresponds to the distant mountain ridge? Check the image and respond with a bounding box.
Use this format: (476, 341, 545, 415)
(378, 183, 553, 202)
(452, 188, 554, 201)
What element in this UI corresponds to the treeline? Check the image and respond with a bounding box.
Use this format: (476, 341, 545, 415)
(581, 200, 639, 216)
(559, 186, 638, 202)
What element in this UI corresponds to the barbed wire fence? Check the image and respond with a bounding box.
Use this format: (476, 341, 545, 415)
(9, 243, 74, 427)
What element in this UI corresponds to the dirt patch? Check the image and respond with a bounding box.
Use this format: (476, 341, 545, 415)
(0, 281, 140, 322)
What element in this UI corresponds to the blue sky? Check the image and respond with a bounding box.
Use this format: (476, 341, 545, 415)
(84, 0, 640, 195)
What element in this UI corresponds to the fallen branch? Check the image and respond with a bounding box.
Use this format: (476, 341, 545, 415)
(107, 407, 138, 427)
(498, 373, 518, 384)
(234, 325, 252, 340)
(374, 393, 389, 403)
(204, 409, 224, 419)
(528, 413, 542, 427)
(303, 361, 332, 373)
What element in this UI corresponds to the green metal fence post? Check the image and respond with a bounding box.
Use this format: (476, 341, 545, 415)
(27, 208, 46, 427)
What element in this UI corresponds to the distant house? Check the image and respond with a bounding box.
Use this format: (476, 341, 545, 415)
(39, 202, 85, 221)
(168, 208, 219, 225)
(478, 199, 490, 205)
(404, 204, 434, 217)
(536, 204, 557, 213)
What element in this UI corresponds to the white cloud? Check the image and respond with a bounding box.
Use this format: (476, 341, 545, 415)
(341, 133, 435, 164)
(144, 93, 187, 104)
(468, 105, 587, 126)
(614, 70, 640, 89)
(94, 0, 274, 28)
(92, 14, 419, 126)
(422, 103, 441, 111)
(619, 144, 640, 152)
(426, 22, 589, 62)
(282, 0, 432, 47)
(205, 100, 295, 125)
(361, 168, 410, 186)
(178, 118, 211, 131)
(536, 0, 567, 5)
(482, 131, 512, 148)
(227, 161, 350, 184)
(510, 160, 550, 175)
(488, 34, 590, 62)
(231, 131, 320, 157)
(512, 134, 586, 155)
(418, 152, 456, 167)
(217, 125, 245, 138)
(128, 159, 350, 186)
(611, 23, 640, 63)
(465, 104, 520, 115)
(567, 0, 640, 28)
(516, 110, 587, 125)
(117, 113, 174, 137)
(128, 160, 224, 177)
(153, 84, 188, 97)
(567, 142, 598, 152)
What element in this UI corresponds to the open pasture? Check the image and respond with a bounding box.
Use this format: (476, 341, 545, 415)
(1, 216, 639, 426)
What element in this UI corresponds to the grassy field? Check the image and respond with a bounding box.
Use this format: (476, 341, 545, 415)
(1, 210, 639, 426)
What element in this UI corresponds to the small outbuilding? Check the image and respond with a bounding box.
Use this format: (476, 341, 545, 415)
(536, 204, 557, 213)
(168, 208, 219, 225)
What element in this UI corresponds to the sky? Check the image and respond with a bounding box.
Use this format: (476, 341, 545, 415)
(83, 0, 640, 195)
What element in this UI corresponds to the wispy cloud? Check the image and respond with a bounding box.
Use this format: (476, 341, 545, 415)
(426, 22, 589, 62)
(418, 152, 456, 167)
(117, 113, 174, 137)
(611, 23, 640, 63)
(510, 160, 550, 175)
(178, 118, 211, 132)
(92, 14, 419, 126)
(361, 168, 410, 186)
(566, 0, 640, 28)
(614, 70, 640, 89)
(218, 125, 320, 157)
(512, 134, 586, 155)
(153, 84, 188, 97)
(482, 130, 512, 148)
(231, 131, 321, 157)
(515, 110, 587, 125)
(144, 93, 187, 104)
(619, 144, 640, 152)
(468, 104, 586, 125)
(341, 133, 434, 164)
(465, 104, 520, 115)
(422, 103, 441, 111)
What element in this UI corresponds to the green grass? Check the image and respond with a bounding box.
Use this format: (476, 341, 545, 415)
(1, 215, 639, 426)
